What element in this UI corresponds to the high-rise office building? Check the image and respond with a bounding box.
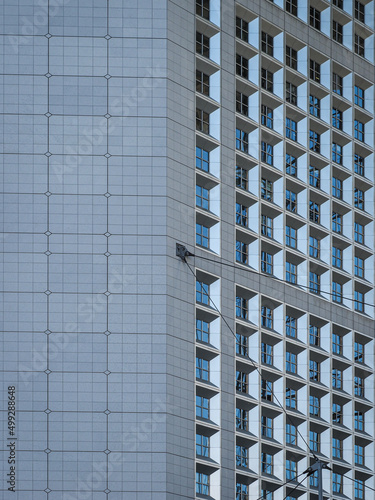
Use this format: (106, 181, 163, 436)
(1, 1, 375, 499)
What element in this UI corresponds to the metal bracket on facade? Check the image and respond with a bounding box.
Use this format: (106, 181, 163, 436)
(176, 243, 194, 262)
(304, 459, 331, 500)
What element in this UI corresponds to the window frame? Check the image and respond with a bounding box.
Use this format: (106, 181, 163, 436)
(286, 45, 298, 69)
(261, 31, 274, 56)
(332, 20, 343, 44)
(196, 223, 209, 248)
(236, 16, 249, 42)
(196, 31, 210, 57)
(236, 240, 249, 265)
(286, 81, 297, 104)
(310, 59, 321, 82)
(261, 68, 274, 92)
(286, 226, 297, 249)
(355, 34, 365, 57)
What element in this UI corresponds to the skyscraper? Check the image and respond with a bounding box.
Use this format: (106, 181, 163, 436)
(1, 1, 375, 499)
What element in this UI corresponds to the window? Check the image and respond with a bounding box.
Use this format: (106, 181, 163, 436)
(196, 434, 209, 457)
(310, 360, 320, 381)
(286, 423, 297, 445)
(332, 107, 343, 130)
(196, 357, 209, 381)
(354, 341, 364, 363)
(196, 32, 209, 57)
(333, 472, 343, 494)
(286, 226, 297, 249)
(286, 0, 298, 16)
(332, 177, 342, 199)
(196, 395, 209, 419)
(236, 92, 249, 116)
(236, 17, 248, 42)
(309, 272, 320, 294)
(355, 290, 364, 312)
(309, 130, 320, 153)
(196, 146, 209, 172)
(261, 178, 273, 201)
(286, 81, 297, 104)
(236, 334, 248, 356)
(236, 128, 248, 153)
(236, 371, 248, 392)
(236, 241, 248, 265)
(196, 0, 209, 19)
(261, 105, 274, 129)
(286, 388, 297, 409)
(355, 1, 365, 23)
(236, 54, 249, 78)
(332, 402, 342, 423)
(310, 470, 319, 488)
(236, 166, 248, 189)
(196, 319, 209, 343)
(261, 452, 273, 474)
(310, 59, 321, 82)
(355, 188, 365, 210)
(196, 281, 209, 305)
(286, 153, 297, 176)
(332, 282, 343, 303)
(261, 141, 273, 166)
(286, 117, 297, 141)
(262, 31, 274, 56)
(261, 379, 273, 401)
(286, 45, 297, 69)
(236, 296, 248, 320)
(332, 247, 342, 268)
(310, 431, 320, 452)
(355, 34, 365, 57)
(261, 251, 273, 274)
(196, 223, 209, 248)
(236, 445, 248, 468)
(286, 459, 297, 481)
(236, 408, 248, 430)
(196, 472, 209, 495)
(355, 478, 365, 499)
(286, 351, 297, 373)
(309, 166, 320, 188)
(261, 490, 273, 500)
(332, 212, 342, 233)
(355, 222, 364, 243)
(236, 483, 249, 500)
(309, 325, 320, 346)
(355, 410, 364, 431)
(332, 368, 343, 388)
(354, 375, 364, 396)
(355, 85, 364, 108)
(332, 20, 343, 44)
(354, 154, 364, 176)
(261, 68, 274, 92)
(310, 7, 321, 30)
(286, 316, 297, 338)
(309, 201, 320, 223)
(333, 0, 343, 7)
(196, 108, 209, 134)
(261, 306, 273, 328)
(332, 72, 343, 95)
(310, 395, 320, 417)
(261, 342, 273, 365)
(261, 415, 273, 438)
(309, 95, 320, 118)
(355, 444, 364, 465)
(332, 143, 343, 164)
(236, 203, 248, 227)
(286, 262, 297, 284)
(309, 236, 320, 259)
(196, 70, 209, 96)
(286, 189, 297, 212)
(196, 185, 209, 210)
(355, 120, 365, 142)
(332, 437, 342, 458)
